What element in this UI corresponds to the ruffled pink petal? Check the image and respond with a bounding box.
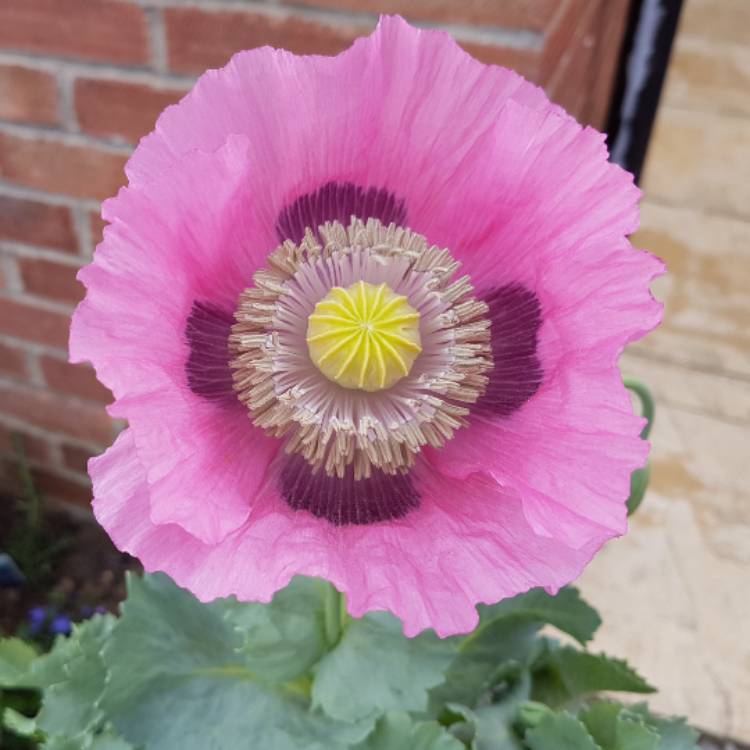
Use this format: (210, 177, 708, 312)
(93, 432, 600, 637)
(428, 238, 665, 549)
(411, 102, 641, 270)
(125, 15, 561, 235)
(408, 101, 665, 551)
(71, 136, 279, 544)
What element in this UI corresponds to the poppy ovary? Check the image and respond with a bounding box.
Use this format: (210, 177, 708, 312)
(306, 280, 422, 392)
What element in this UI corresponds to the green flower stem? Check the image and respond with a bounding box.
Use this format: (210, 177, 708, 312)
(339, 587, 351, 632)
(624, 378, 655, 440)
(323, 583, 348, 648)
(624, 378, 656, 516)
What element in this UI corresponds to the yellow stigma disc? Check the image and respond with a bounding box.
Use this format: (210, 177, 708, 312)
(306, 280, 422, 392)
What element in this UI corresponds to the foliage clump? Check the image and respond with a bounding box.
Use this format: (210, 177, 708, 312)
(1, 573, 699, 749)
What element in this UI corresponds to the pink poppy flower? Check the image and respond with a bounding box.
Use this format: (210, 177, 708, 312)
(70, 16, 663, 637)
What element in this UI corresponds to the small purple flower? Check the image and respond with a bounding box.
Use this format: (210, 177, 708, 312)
(80, 604, 108, 620)
(49, 615, 72, 637)
(27, 606, 48, 635)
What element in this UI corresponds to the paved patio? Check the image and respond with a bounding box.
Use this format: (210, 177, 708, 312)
(578, 0, 750, 741)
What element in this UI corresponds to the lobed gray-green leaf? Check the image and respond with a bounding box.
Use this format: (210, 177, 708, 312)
(35, 615, 116, 741)
(100, 572, 370, 750)
(476, 588, 601, 646)
(353, 711, 464, 750)
(525, 712, 601, 750)
(216, 576, 331, 683)
(0, 637, 38, 688)
(624, 703, 700, 750)
(531, 645, 655, 706)
(430, 587, 599, 711)
(313, 611, 456, 722)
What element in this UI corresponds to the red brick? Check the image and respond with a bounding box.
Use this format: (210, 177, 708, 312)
(166, 8, 365, 74)
(0, 0, 149, 66)
(75, 78, 188, 144)
(32, 466, 92, 508)
(0, 340, 28, 380)
(61, 442, 95, 473)
(163, 6, 542, 83)
(0, 453, 92, 508)
(0, 132, 128, 201)
(90, 212, 108, 249)
(41, 356, 112, 404)
(0, 456, 22, 495)
(0, 422, 51, 463)
(0, 382, 114, 444)
(0, 297, 70, 349)
(0, 64, 59, 125)
(0, 195, 77, 252)
(18, 257, 84, 305)
(278, 0, 556, 31)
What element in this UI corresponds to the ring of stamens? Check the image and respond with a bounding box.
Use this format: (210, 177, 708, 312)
(230, 218, 492, 479)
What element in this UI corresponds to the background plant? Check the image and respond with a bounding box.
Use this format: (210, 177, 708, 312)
(1, 573, 699, 750)
(3, 435, 69, 589)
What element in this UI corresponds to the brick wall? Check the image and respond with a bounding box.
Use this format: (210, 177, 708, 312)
(0, 0, 631, 509)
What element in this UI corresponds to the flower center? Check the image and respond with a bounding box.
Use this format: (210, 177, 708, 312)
(231, 217, 492, 479)
(306, 280, 422, 392)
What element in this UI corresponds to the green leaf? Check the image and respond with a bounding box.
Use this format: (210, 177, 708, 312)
(478, 588, 601, 646)
(4, 616, 116, 745)
(100, 573, 370, 750)
(313, 611, 456, 722)
(430, 587, 598, 711)
(35, 615, 116, 741)
(623, 704, 700, 750)
(615, 716, 660, 750)
(30, 629, 91, 688)
(0, 637, 38, 687)
(431, 627, 538, 710)
(579, 701, 622, 748)
(581, 702, 661, 750)
(447, 701, 526, 750)
(216, 576, 330, 683)
(516, 701, 554, 731)
(627, 464, 651, 516)
(354, 711, 464, 750)
(2, 706, 38, 737)
(38, 728, 134, 750)
(88, 730, 137, 750)
(532, 646, 655, 706)
(525, 712, 601, 750)
(42, 737, 83, 750)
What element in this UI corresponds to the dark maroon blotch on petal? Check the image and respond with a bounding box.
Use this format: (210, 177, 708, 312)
(276, 181, 407, 244)
(280, 454, 419, 525)
(474, 284, 543, 418)
(185, 301, 237, 404)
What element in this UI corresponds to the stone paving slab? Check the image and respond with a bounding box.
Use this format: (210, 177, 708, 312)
(631, 202, 750, 376)
(579, 0, 750, 739)
(664, 35, 750, 118)
(643, 108, 750, 221)
(579, 398, 750, 740)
